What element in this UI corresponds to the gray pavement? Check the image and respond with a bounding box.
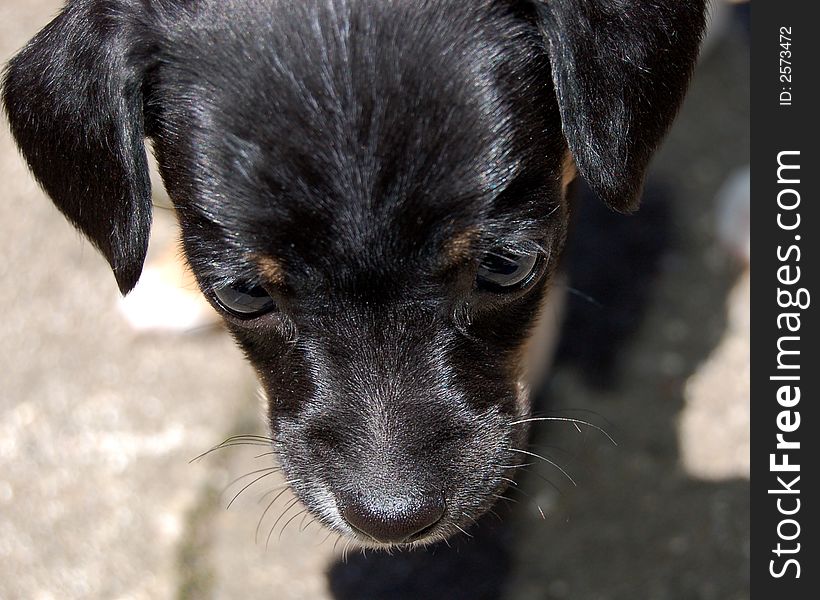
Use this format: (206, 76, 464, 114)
(1, 2, 749, 599)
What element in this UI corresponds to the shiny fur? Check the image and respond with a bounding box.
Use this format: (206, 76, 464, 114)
(3, 0, 706, 546)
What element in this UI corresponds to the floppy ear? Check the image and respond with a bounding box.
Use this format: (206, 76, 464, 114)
(530, 0, 707, 212)
(2, 1, 153, 294)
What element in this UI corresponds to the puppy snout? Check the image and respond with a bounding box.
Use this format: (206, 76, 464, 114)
(338, 490, 446, 544)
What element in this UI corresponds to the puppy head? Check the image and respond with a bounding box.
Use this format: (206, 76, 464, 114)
(3, 0, 705, 546)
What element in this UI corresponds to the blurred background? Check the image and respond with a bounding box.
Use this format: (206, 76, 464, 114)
(1, 1, 749, 599)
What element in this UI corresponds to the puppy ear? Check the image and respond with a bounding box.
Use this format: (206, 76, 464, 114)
(2, 1, 153, 294)
(531, 0, 707, 212)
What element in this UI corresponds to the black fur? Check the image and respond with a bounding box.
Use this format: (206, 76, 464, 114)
(2, 0, 706, 547)
(534, 0, 706, 212)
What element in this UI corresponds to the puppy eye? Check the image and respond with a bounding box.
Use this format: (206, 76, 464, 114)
(476, 249, 540, 291)
(212, 283, 276, 318)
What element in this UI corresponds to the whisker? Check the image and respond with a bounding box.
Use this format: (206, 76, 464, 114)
(501, 483, 550, 517)
(498, 462, 535, 469)
(253, 451, 279, 459)
(319, 530, 336, 547)
(492, 493, 519, 505)
(453, 524, 473, 539)
(257, 480, 299, 503)
(255, 486, 292, 543)
(225, 466, 280, 491)
(279, 508, 309, 541)
(267, 497, 300, 549)
(527, 443, 575, 458)
(181, 322, 222, 336)
(531, 407, 613, 417)
(506, 448, 576, 486)
(227, 469, 280, 509)
(565, 286, 604, 309)
(509, 417, 617, 446)
(526, 407, 615, 422)
(342, 539, 353, 562)
(460, 511, 480, 527)
(515, 464, 563, 496)
(302, 519, 317, 533)
(189, 440, 274, 463)
(211, 434, 276, 446)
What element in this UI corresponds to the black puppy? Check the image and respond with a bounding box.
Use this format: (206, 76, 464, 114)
(3, 0, 706, 547)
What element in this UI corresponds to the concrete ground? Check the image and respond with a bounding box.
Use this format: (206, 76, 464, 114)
(1, 2, 749, 599)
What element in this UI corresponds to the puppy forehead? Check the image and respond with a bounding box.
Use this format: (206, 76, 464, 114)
(156, 0, 553, 277)
(159, 6, 540, 173)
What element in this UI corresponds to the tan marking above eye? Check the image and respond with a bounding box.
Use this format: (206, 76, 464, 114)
(561, 151, 578, 192)
(255, 255, 286, 286)
(442, 228, 478, 269)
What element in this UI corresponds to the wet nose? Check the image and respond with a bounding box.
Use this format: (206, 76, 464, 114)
(338, 491, 446, 543)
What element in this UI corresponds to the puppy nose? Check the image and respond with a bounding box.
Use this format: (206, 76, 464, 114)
(338, 491, 446, 543)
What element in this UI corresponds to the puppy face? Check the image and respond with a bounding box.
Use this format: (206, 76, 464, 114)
(3, 0, 706, 546)
(156, 1, 567, 544)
